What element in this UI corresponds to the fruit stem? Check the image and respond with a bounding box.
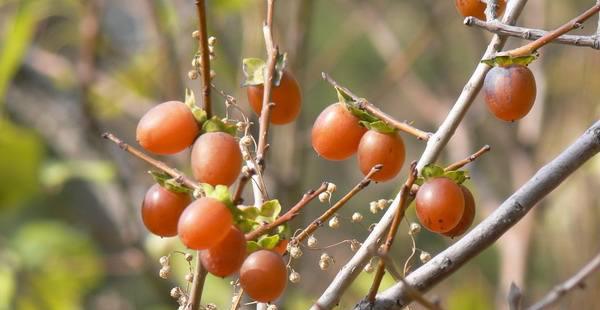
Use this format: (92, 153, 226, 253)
(245, 182, 329, 241)
(195, 0, 212, 119)
(501, 3, 600, 57)
(187, 252, 208, 310)
(233, 167, 256, 205)
(321, 72, 432, 141)
(444, 145, 491, 171)
(101, 132, 200, 190)
(256, 0, 278, 171)
(293, 165, 382, 244)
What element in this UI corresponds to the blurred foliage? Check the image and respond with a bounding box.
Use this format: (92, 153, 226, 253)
(1, 0, 599, 309)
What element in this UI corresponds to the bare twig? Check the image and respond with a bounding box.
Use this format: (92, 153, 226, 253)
(527, 251, 600, 310)
(294, 165, 382, 243)
(245, 182, 329, 241)
(312, 2, 529, 308)
(233, 167, 256, 205)
(322, 73, 432, 141)
(230, 289, 244, 310)
(484, 0, 500, 21)
(102, 132, 200, 190)
(195, 0, 212, 118)
(256, 0, 278, 170)
(500, 3, 600, 57)
(367, 163, 418, 303)
(444, 145, 491, 171)
(187, 255, 208, 310)
(465, 17, 600, 50)
(365, 121, 600, 309)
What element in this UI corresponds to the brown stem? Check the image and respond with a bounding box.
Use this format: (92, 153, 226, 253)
(230, 288, 244, 310)
(293, 165, 382, 243)
(195, 0, 212, 118)
(102, 132, 200, 190)
(187, 252, 208, 310)
(367, 163, 418, 303)
(444, 145, 491, 171)
(245, 182, 329, 241)
(255, 0, 278, 170)
(502, 3, 600, 57)
(233, 167, 256, 205)
(322, 73, 432, 141)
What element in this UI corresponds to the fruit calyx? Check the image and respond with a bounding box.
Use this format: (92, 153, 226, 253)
(334, 86, 396, 134)
(481, 54, 537, 67)
(241, 52, 287, 87)
(415, 164, 469, 186)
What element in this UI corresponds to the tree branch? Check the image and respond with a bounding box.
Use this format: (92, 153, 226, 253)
(311, 2, 529, 309)
(322, 73, 432, 141)
(245, 182, 329, 241)
(195, 0, 212, 118)
(187, 255, 208, 310)
(484, 0, 500, 21)
(465, 17, 600, 50)
(366, 121, 600, 309)
(527, 251, 600, 310)
(101, 132, 200, 190)
(444, 145, 491, 171)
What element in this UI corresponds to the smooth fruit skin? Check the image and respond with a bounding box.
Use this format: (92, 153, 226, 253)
(191, 132, 242, 186)
(311, 103, 368, 161)
(142, 184, 191, 237)
(136, 101, 199, 155)
(247, 70, 302, 125)
(455, 0, 506, 20)
(240, 250, 287, 303)
(443, 186, 476, 238)
(416, 178, 465, 233)
(357, 130, 406, 182)
(177, 197, 233, 250)
(200, 226, 247, 277)
(483, 64, 536, 121)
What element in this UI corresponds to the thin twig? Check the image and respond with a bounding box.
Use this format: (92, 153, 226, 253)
(245, 182, 329, 241)
(294, 165, 382, 243)
(231, 288, 244, 310)
(367, 163, 418, 303)
(444, 145, 491, 171)
(465, 17, 600, 50)
(527, 251, 600, 310)
(500, 3, 600, 57)
(101, 132, 200, 190)
(484, 0, 500, 21)
(233, 167, 256, 205)
(195, 0, 212, 118)
(187, 253, 208, 310)
(256, 0, 278, 170)
(322, 73, 432, 141)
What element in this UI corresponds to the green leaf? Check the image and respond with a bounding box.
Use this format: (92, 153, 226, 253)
(238, 218, 260, 233)
(246, 241, 261, 253)
(359, 120, 396, 134)
(259, 200, 282, 218)
(184, 88, 207, 124)
(414, 177, 425, 186)
(148, 171, 192, 194)
(201, 116, 237, 136)
(241, 58, 266, 86)
(421, 164, 444, 180)
(443, 170, 468, 185)
(335, 86, 355, 105)
(481, 54, 537, 67)
(202, 184, 233, 206)
(240, 206, 260, 219)
(258, 234, 280, 250)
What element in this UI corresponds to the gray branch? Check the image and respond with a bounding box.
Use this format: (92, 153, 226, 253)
(465, 17, 600, 50)
(361, 121, 600, 309)
(527, 251, 600, 310)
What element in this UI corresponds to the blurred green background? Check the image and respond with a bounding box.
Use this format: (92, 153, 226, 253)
(1, 0, 599, 309)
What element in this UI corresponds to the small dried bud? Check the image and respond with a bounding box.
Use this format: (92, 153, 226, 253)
(159, 256, 169, 266)
(266, 305, 277, 310)
(188, 70, 199, 80)
(318, 192, 330, 203)
(364, 262, 375, 273)
(328, 216, 340, 229)
(192, 30, 200, 39)
(236, 122, 245, 132)
(191, 57, 200, 67)
(409, 223, 421, 235)
(350, 240, 361, 252)
(307, 235, 318, 248)
(420, 251, 431, 263)
(159, 266, 171, 279)
(289, 246, 303, 259)
(377, 199, 388, 210)
(351, 212, 363, 223)
(208, 45, 215, 54)
(370, 202, 379, 214)
(185, 273, 194, 283)
(326, 183, 336, 193)
(289, 271, 301, 283)
(208, 36, 217, 46)
(209, 70, 216, 79)
(241, 166, 251, 175)
(206, 304, 217, 310)
(319, 259, 330, 270)
(242, 151, 251, 161)
(240, 135, 253, 146)
(170, 287, 181, 298)
(184, 253, 193, 262)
